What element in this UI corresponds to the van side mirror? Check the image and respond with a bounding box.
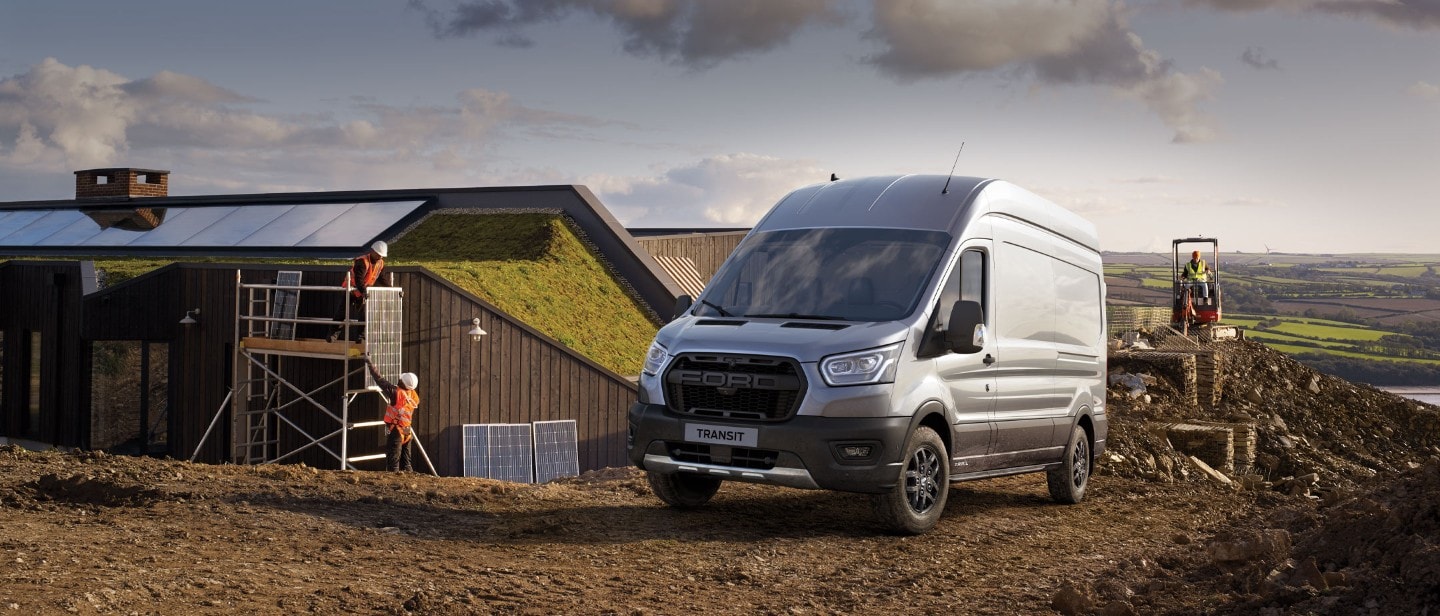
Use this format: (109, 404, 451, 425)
(945, 300, 985, 354)
(672, 294, 694, 321)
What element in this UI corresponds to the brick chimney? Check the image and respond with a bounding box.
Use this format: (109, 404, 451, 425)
(74, 168, 169, 199)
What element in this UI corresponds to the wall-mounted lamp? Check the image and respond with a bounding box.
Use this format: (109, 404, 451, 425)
(179, 308, 200, 326)
(467, 317, 487, 342)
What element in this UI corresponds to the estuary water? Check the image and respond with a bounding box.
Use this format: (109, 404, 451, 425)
(1381, 386, 1440, 406)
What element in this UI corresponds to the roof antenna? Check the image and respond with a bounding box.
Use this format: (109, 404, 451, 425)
(941, 141, 965, 195)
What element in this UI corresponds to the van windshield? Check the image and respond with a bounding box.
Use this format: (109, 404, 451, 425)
(697, 228, 951, 322)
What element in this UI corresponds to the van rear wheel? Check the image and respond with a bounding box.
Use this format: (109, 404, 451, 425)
(647, 472, 721, 509)
(872, 426, 949, 535)
(1047, 425, 1091, 504)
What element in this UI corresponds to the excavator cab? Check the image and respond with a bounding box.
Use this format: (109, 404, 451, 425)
(1172, 237, 1221, 334)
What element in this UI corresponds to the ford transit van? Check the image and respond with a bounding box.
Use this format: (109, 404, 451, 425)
(628, 175, 1107, 534)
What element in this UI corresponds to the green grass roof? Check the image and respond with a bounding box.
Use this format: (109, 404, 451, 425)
(390, 213, 657, 375)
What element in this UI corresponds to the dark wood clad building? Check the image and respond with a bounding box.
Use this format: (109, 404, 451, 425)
(0, 261, 92, 447)
(75, 263, 635, 474)
(630, 229, 749, 288)
(0, 171, 682, 476)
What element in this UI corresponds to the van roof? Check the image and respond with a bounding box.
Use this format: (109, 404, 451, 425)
(756, 175, 1098, 253)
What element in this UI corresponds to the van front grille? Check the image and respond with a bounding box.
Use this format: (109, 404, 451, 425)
(663, 354, 805, 422)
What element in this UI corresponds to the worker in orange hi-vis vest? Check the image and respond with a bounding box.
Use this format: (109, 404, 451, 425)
(329, 240, 387, 343)
(366, 357, 419, 472)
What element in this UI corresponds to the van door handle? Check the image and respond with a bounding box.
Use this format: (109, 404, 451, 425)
(983, 354, 995, 366)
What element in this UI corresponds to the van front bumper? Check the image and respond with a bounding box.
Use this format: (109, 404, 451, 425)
(627, 402, 912, 494)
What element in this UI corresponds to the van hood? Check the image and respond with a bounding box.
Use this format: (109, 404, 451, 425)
(654, 317, 912, 363)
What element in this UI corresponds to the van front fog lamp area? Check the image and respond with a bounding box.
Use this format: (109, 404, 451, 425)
(820, 342, 902, 386)
(832, 441, 881, 463)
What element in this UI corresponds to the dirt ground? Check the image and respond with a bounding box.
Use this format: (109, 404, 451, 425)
(2, 339, 1438, 615)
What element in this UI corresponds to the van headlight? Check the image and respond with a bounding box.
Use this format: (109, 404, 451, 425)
(820, 342, 902, 386)
(642, 341, 669, 376)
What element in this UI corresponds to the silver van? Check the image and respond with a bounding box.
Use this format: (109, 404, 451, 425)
(628, 175, 1107, 534)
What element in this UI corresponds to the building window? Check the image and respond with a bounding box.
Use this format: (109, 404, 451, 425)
(96, 174, 110, 185)
(26, 331, 41, 439)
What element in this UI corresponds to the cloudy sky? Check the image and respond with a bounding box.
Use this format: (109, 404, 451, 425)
(1, 0, 1436, 253)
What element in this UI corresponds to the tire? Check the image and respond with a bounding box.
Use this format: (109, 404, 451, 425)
(647, 471, 721, 509)
(1047, 424, 1091, 504)
(871, 426, 949, 535)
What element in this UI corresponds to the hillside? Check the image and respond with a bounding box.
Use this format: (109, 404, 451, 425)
(2, 339, 1437, 614)
(1105, 252, 1440, 384)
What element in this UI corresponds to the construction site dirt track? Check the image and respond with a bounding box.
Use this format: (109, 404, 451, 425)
(1, 340, 1437, 615)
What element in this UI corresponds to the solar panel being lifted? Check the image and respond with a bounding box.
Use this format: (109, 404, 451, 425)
(0, 201, 426, 250)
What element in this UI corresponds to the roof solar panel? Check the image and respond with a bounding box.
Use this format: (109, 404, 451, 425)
(124, 208, 230, 246)
(0, 211, 82, 244)
(178, 206, 290, 246)
(32, 213, 104, 245)
(533, 420, 579, 483)
(0, 201, 425, 251)
(236, 204, 355, 247)
(295, 202, 419, 247)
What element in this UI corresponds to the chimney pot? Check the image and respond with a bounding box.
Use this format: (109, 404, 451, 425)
(74, 168, 169, 200)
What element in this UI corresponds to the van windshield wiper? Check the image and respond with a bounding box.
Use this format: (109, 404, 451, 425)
(698, 299, 732, 317)
(743, 312, 849, 321)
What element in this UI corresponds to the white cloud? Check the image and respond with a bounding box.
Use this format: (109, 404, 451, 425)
(412, 0, 1221, 143)
(1185, 0, 1440, 30)
(0, 58, 619, 195)
(586, 153, 827, 226)
(1408, 80, 1440, 101)
(412, 0, 846, 69)
(866, 1, 1224, 143)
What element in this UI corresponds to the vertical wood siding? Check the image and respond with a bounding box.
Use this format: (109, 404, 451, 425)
(0, 262, 91, 447)
(634, 232, 747, 285)
(78, 264, 636, 476)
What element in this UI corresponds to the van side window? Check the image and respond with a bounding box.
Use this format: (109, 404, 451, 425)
(959, 250, 986, 313)
(935, 249, 987, 332)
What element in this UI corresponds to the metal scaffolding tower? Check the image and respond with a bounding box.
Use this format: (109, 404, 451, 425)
(192, 269, 403, 469)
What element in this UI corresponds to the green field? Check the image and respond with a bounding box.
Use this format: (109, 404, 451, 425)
(1241, 330, 1357, 350)
(1259, 342, 1440, 365)
(1217, 312, 1440, 367)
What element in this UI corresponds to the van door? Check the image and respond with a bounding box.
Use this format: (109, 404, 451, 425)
(989, 234, 1071, 468)
(932, 246, 997, 473)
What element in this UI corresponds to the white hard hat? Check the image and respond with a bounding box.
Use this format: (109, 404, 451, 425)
(371, 240, 388, 257)
(399, 372, 418, 389)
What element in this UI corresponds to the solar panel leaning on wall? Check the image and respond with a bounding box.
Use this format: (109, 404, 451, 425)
(462, 424, 535, 483)
(533, 420, 580, 483)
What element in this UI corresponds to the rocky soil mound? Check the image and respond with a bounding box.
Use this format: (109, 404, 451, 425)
(1101, 339, 1440, 494)
(1085, 338, 1440, 614)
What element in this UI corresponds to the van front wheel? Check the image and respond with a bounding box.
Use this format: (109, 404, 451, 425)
(647, 472, 721, 509)
(872, 426, 949, 535)
(1047, 424, 1091, 504)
